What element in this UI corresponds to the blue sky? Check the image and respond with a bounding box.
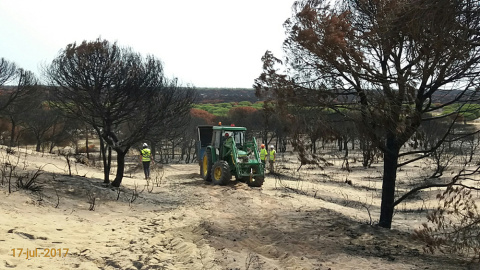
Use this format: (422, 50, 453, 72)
(0, 0, 296, 88)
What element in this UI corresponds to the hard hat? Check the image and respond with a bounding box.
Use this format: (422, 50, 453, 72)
(261, 144, 265, 148)
(225, 133, 229, 137)
(143, 143, 148, 147)
(270, 145, 274, 149)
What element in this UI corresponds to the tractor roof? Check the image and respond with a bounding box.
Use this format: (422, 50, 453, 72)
(212, 126, 247, 131)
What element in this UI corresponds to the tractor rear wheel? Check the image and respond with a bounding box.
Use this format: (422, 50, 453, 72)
(201, 148, 213, 182)
(248, 176, 264, 187)
(211, 160, 231, 185)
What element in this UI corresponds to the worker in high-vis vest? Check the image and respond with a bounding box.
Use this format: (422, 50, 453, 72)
(259, 144, 267, 167)
(140, 143, 152, 179)
(269, 145, 276, 173)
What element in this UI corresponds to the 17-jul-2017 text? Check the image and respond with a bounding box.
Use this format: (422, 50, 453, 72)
(10, 248, 69, 259)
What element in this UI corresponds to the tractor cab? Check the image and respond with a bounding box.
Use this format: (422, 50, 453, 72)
(220, 130, 245, 148)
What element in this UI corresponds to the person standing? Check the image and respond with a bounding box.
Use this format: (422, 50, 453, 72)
(140, 143, 152, 179)
(269, 145, 276, 173)
(259, 144, 267, 167)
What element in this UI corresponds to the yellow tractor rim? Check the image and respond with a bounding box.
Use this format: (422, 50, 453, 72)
(203, 156, 208, 176)
(214, 166, 222, 180)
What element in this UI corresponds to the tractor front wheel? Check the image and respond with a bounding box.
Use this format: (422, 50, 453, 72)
(211, 160, 231, 185)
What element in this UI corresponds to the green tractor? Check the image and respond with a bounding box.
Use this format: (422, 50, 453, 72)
(196, 124, 265, 187)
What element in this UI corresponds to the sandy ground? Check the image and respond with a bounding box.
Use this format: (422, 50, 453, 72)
(0, 146, 476, 269)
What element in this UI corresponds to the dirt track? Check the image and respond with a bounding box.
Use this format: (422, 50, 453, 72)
(145, 165, 466, 270)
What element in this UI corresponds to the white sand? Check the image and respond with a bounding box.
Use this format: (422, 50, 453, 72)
(0, 147, 470, 269)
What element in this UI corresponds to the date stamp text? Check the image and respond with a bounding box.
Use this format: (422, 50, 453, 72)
(10, 248, 69, 259)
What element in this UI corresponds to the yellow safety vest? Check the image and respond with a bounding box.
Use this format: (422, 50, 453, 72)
(260, 148, 267, 160)
(141, 148, 151, 162)
(269, 149, 276, 161)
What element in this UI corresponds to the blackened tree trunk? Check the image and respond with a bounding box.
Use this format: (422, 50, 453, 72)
(151, 143, 156, 162)
(85, 126, 90, 159)
(9, 117, 16, 148)
(107, 146, 112, 178)
(378, 134, 400, 228)
(311, 138, 317, 154)
(111, 150, 127, 187)
(98, 135, 110, 184)
(36, 137, 42, 152)
(48, 121, 58, 153)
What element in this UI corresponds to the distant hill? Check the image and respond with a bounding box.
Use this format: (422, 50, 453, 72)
(195, 88, 479, 104)
(1, 85, 474, 105)
(196, 88, 262, 103)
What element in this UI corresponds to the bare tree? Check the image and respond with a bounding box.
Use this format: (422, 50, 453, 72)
(45, 38, 195, 187)
(1, 83, 41, 148)
(0, 58, 38, 112)
(22, 91, 76, 152)
(255, 0, 480, 228)
(0, 58, 39, 147)
(0, 58, 17, 86)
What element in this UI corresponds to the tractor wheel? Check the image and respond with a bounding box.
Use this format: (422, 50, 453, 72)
(248, 176, 264, 187)
(211, 160, 231, 185)
(201, 148, 213, 182)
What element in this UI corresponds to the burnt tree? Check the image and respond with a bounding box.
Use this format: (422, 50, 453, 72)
(255, 0, 480, 228)
(46, 38, 195, 187)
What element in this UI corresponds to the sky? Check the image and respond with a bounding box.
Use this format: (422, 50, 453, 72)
(0, 0, 296, 88)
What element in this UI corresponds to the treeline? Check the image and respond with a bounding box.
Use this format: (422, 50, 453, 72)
(196, 88, 260, 103)
(193, 101, 263, 116)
